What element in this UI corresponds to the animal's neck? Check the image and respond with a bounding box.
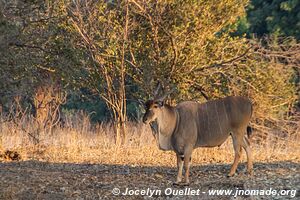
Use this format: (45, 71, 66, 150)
(157, 105, 177, 136)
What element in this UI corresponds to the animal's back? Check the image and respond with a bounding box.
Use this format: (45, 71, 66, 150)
(175, 96, 252, 148)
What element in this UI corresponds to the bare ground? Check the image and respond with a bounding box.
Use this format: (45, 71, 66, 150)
(0, 160, 299, 200)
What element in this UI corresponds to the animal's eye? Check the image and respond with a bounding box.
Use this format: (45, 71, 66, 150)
(153, 105, 158, 108)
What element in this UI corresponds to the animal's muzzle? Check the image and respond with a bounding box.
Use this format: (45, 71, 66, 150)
(142, 116, 148, 124)
(143, 115, 153, 124)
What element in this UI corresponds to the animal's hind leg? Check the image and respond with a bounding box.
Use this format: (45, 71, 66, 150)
(183, 148, 193, 185)
(228, 133, 242, 177)
(241, 136, 253, 176)
(174, 153, 184, 184)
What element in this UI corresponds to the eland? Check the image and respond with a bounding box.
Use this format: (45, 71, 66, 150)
(142, 85, 253, 185)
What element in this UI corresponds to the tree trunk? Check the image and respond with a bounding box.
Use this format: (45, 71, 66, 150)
(113, 108, 126, 147)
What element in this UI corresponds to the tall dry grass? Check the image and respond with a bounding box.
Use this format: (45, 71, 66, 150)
(0, 111, 299, 166)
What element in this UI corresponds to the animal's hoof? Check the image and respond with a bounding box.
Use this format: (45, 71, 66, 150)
(173, 182, 181, 186)
(227, 173, 235, 178)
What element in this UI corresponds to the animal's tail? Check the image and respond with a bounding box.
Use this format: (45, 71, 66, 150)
(247, 101, 253, 139)
(246, 126, 252, 138)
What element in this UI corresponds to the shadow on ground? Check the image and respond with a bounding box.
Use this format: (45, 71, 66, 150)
(0, 160, 299, 199)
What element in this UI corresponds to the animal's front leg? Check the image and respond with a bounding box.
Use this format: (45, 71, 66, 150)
(182, 148, 193, 185)
(174, 154, 184, 184)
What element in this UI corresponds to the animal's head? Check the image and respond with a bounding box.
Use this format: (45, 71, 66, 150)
(142, 99, 164, 124)
(142, 82, 174, 124)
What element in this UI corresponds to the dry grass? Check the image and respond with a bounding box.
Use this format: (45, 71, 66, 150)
(0, 114, 299, 199)
(0, 113, 299, 166)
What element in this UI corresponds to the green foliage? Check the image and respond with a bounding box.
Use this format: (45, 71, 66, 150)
(62, 89, 109, 122)
(130, 0, 248, 96)
(0, 0, 88, 114)
(237, 0, 300, 39)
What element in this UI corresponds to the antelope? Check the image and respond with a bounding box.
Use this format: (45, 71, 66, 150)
(142, 85, 253, 185)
